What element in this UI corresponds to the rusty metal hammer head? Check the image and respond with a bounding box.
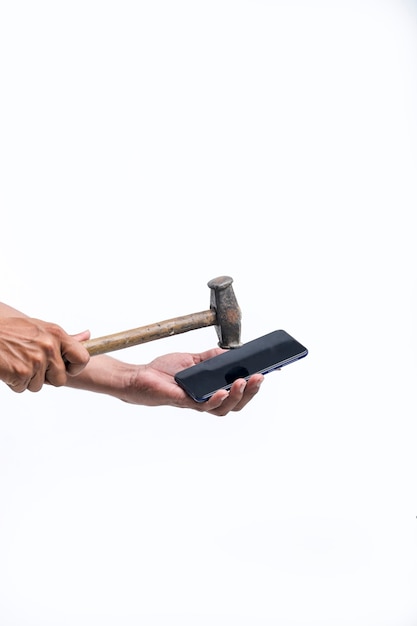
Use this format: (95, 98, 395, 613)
(208, 276, 242, 348)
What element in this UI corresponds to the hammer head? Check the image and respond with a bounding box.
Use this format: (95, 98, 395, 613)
(208, 276, 242, 348)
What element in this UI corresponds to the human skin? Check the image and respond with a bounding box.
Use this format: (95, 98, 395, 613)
(0, 303, 263, 417)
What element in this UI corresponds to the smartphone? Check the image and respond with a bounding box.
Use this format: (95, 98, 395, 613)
(174, 329, 308, 402)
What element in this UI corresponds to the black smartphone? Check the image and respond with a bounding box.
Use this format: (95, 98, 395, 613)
(174, 329, 308, 402)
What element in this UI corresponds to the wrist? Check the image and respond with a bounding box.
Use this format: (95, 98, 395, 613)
(65, 355, 141, 401)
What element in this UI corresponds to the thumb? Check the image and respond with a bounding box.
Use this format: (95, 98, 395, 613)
(64, 330, 91, 376)
(71, 329, 91, 342)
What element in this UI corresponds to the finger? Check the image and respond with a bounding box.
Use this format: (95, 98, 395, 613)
(61, 338, 90, 377)
(6, 366, 46, 394)
(27, 366, 49, 392)
(194, 347, 226, 363)
(66, 360, 89, 377)
(201, 385, 243, 417)
(207, 375, 264, 416)
(44, 360, 69, 387)
(230, 375, 264, 411)
(203, 389, 230, 411)
(211, 380, 247, 416)
(7, 379, 29, 393)
(71, 330, 91, 342)
(202, 380, 248, 416)
(42, 343, 77, 387)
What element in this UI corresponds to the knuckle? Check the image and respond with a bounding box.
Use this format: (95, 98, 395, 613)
(46, 322, 64, 336)
(14, 363, 32, 381)
(43, 338, 59, 357)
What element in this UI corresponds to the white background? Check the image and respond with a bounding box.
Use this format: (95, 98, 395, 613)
(1, 1, 417, 624)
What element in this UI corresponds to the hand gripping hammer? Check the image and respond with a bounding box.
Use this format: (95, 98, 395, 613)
(82, 276, 242, 356)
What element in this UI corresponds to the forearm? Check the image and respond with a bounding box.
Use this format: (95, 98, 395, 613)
(0, 302, 29, 318)
(64, 354, 139, 401)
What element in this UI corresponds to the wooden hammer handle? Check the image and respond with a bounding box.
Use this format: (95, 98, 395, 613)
(82, 309, 217, 356)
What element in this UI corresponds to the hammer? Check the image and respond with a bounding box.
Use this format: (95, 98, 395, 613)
(82, 276, 242, 357)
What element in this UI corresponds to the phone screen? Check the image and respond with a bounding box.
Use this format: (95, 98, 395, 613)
(174, 329, 308, 402)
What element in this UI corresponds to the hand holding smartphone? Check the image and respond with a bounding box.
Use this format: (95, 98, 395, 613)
(174, 329, 308, 402)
